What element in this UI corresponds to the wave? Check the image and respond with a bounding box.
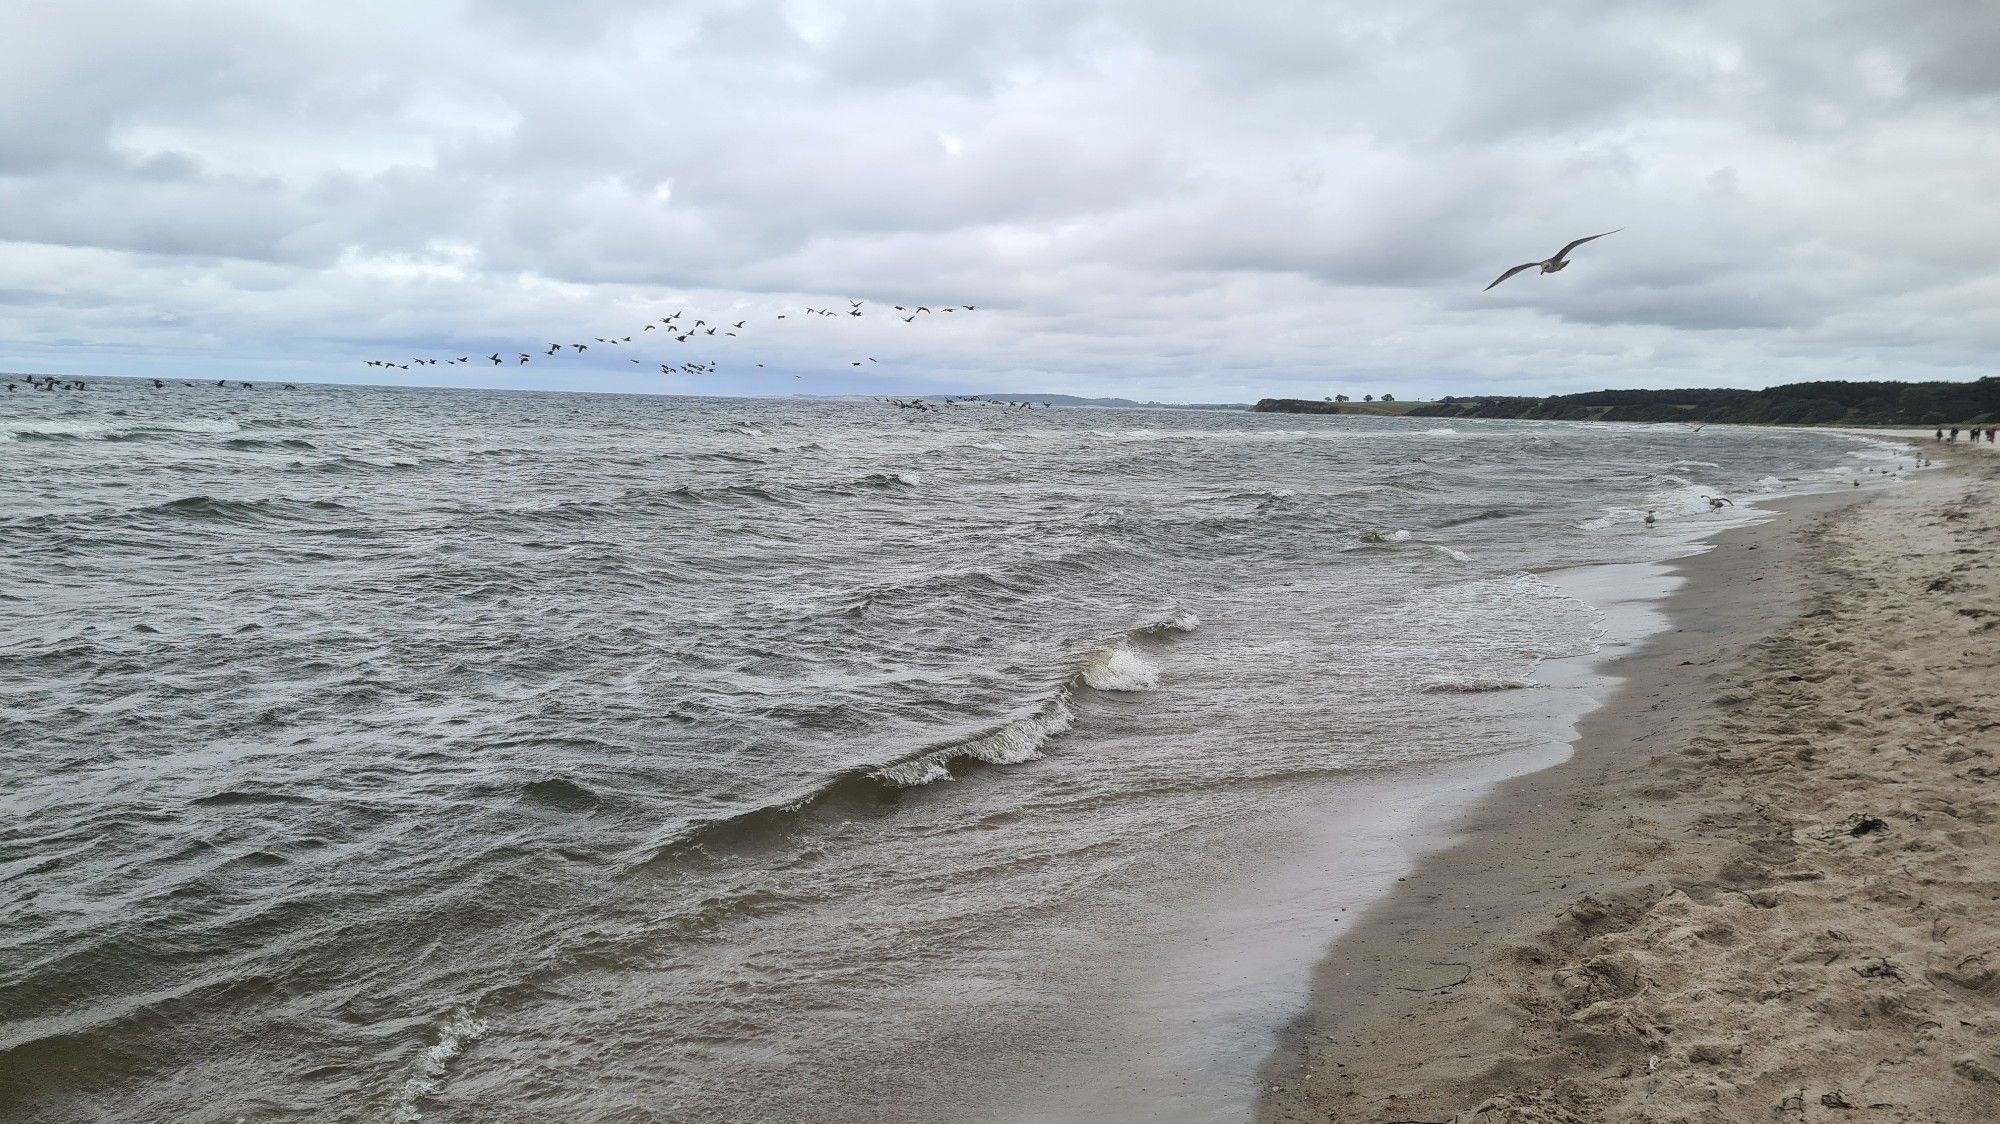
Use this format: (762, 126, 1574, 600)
(5, 494, 350, 533)
(839, 564, 1050, 614)
(625, 614, 1195, 876)
(221, 437, 316, 451)
(1079, 646, 1160, 692)
(1435, 508, 1518, 528)
(388, 1007, 487, 1124)
(192, 789, 315, 807)
(660, 483, 781, 504)
(1422, 677, 1539, 693)
(4, 418, 243, 442)
(139, 495, 348, 523)
(1137, 608, 1200, 635)
(622, 703, 1071, 874)
(517, 777, 601, 812)
(849, 471, 920, 489)
(1359, 529, 1410, 544)
(294, 454, 423, 473)
(874, 696, 1077, 786)
(496, 471, 916, 523)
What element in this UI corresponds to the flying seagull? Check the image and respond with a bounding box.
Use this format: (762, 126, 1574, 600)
(1484, 229, 1621, 291)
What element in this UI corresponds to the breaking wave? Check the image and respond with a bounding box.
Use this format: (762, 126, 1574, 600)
(1080, 646, 1161, 692)
(1422, 677, 1539, 693)
(387, 1008, 488, 1124)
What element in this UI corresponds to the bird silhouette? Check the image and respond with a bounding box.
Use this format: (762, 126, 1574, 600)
(1485, 230, 1621, 291)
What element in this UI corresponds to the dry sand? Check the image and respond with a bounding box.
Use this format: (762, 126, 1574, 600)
(1259, 442, 2000, 1123)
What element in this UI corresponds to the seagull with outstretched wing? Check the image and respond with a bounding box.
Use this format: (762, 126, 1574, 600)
(1485, 229, 1621, 291)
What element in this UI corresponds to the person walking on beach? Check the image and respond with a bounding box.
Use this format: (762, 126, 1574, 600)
(1936, 428, 1945, 441)
(1987, 427, 1996, 443)
(1949, 427, 1960, 441)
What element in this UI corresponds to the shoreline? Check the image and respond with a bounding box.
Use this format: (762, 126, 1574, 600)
(1258, 445, 2000, 1122)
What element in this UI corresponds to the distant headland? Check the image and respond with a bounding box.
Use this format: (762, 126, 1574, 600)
(1254, 377, 1999, 426)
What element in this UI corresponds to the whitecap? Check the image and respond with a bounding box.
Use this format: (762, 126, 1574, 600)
(1422, 677, 1538, 693)
(873, 697, 1075, 787)
(1081, 646, 1161, 692)
(389, 1007, 488, 1124)
(1141, 609, 1201, 634)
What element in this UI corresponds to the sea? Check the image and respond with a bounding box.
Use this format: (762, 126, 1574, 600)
(0, 380, 1914, 1123)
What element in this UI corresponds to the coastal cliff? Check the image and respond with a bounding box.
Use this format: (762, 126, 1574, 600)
(1251, 398, 1346, 414)
(1251, 398, 1417, 415)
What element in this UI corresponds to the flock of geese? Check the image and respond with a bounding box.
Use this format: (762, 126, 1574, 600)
(349, 231, 1622, 383)
(361, 298, 977, 388)
(883, 395, 1047, 413)
(10, 375, 295, 392)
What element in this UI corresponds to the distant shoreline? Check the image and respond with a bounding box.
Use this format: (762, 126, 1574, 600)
(1254, 376, 1999, 426)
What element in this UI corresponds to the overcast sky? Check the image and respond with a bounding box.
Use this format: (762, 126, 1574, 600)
(5, 1, 1997, 400)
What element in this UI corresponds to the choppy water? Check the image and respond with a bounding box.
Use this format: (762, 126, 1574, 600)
(0, 380, 1907, 1122)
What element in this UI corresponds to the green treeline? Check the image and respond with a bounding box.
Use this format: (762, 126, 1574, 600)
(1407, 377, 2000, 425)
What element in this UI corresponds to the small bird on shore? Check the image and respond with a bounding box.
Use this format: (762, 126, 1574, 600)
(1485, 230, 1621, 291)
(1643, 510, 1656, 526)
(1704, 495, 1734, 510)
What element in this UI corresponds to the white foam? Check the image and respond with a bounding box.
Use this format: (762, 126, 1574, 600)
(1422, 677, 1538, 693)
(1082, 646, 1161, 692)
(389, 1007, 488, 1123)
(1142, 609, 1201, 634)
(1430, 545, 1472, 563)
(874, 697, 1076, 787)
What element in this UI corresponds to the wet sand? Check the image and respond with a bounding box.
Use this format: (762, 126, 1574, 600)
(1258, 443, 2000, 1123)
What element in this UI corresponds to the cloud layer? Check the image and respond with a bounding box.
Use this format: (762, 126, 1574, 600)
(4, 0, 1997, 399)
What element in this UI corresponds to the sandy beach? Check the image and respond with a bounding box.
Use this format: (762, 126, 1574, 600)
(1260, 438, 2000, 1123)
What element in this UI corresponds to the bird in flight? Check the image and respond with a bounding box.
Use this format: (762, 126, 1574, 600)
(1484, 230, 1621, 291)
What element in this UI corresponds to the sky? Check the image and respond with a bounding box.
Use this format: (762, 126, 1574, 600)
(4, 0, 1998, 401)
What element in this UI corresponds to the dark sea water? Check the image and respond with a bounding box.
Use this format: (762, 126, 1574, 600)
(0, 380, 1908, 1122)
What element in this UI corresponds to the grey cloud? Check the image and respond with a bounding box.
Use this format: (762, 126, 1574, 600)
(4, 0, 1999, 400)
